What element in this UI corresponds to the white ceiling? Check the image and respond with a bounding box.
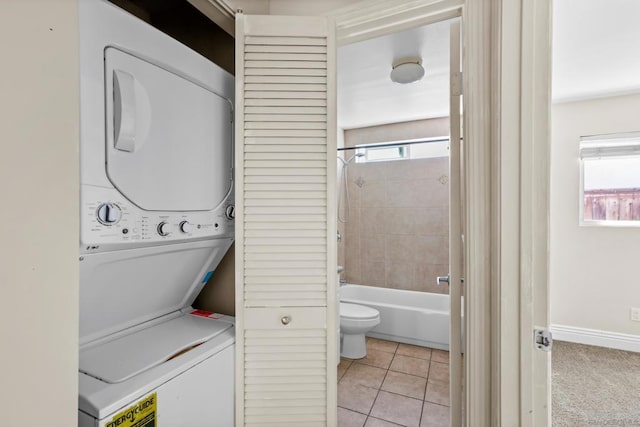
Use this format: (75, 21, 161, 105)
(338, 1, 640, 129)
(552, 0, 640, 103)
(337, 19, 454, 129)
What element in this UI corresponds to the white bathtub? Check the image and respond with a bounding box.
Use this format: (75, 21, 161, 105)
(340, 284, 459, 350)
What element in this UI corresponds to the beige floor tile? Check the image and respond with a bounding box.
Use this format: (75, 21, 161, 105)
(397, 343, 432, 360)
(338, 381, 379, 414)
(427, 361, 449, 384)
(420, 402, 450, 427)
(367, 337, 399, 353)
(425, 380, 450, 406)
(381, 370, 427, 400)
(341, 362, 387, 389)
(357, 348, 395, 369)
(365, 417, 402, 426)
(338, 407, 367, 427)
(370, 390, 423, 427)
(339, 358, 354, 380)
(431, 349, 449, 364)
(390, 354, 430, 378)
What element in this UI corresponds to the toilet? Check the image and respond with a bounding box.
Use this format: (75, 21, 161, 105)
(340, 302, 381, 359)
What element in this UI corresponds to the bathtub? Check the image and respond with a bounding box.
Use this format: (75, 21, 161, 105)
(340, 284, 460, 350)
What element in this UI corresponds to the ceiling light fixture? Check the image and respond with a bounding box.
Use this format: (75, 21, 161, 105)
(390, 57, 425, 84)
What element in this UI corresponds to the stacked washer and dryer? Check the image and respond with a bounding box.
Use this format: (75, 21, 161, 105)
(78, 1, 235, 425)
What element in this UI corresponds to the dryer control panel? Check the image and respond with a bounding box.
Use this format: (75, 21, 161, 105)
(81, 185, 234, 253)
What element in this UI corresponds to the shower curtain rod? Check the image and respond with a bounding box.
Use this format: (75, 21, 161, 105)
(336, 137, 455, 152)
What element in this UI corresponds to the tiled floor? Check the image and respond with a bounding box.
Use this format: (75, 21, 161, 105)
(338, 337, 451, 427)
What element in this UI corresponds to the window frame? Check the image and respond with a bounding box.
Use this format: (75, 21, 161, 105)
(354, 136, 450, 164)
(579, 132, 640, 227)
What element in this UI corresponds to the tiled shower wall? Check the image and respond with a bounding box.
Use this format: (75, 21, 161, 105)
(338, 118, 450, 294)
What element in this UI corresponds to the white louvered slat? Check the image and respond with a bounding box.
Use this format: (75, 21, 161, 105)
(245, 106, 327, 115)
(245, 115, 327, 123)
(236, 13, 336, 427)
(245, 44, 327, 53)
(245, 75, 327, 84)
(245, 52, 327, 61)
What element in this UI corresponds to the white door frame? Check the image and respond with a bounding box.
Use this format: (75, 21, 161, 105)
(331, 0, 553, 425)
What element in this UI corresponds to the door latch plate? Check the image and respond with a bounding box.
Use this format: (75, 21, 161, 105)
(534, 329, 553, 352)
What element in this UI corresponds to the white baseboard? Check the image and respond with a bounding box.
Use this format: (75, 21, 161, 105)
(550, 324, 640, 353)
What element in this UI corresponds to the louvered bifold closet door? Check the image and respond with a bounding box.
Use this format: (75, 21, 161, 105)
(235, 14, 337, 427)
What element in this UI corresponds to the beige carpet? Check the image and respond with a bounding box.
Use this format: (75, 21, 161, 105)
(553, 341, 640, 426)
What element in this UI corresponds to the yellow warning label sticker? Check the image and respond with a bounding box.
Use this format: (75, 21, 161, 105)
(106, 392, 157, 427)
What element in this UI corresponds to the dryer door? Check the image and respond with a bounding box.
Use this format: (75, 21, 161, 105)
(104, 47, 232, 212)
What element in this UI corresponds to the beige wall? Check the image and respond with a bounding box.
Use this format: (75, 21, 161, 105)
(551, 93, 640, 336)
(339, 118, 450, 293)
(195, 243, 236, 316)
(0, 1, 79, 425)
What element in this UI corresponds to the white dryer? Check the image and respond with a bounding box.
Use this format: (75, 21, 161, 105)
(78, 1, 235, 426)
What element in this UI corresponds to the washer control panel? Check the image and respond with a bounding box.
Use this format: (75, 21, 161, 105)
(81, 186, 234, 252)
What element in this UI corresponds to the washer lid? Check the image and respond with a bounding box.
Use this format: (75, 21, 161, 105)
(80, 314, 232, 384)
(79, 238, 232, 345)
(340, 302, 379, 319)
(104, 47, 232, 212)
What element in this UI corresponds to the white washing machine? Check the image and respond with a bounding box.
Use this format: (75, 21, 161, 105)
(78, 1, 235, 426)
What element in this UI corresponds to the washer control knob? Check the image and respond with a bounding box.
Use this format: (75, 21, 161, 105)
(96, 203, 122, 225)
(225, 205, 235, 220)
(179, 221, 194, 234)
(157, 222, 171, 236)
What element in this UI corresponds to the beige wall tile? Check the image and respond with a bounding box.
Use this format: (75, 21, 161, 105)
(415, 207, 448, 236)
(417, 264, 450, 294)
(351, 162, 387, 182)
(361, 180, 387, 208)
(361, 261, 386, 286)
(345, 207, 362, 238)
(340, 119, 451, 294)
(384, 235, 419, 265)
(416, 179, 449, 208)
(385, 207, 422, 235)
(385, 261, 417, 289)
(415, 236, 448, 266)
(361, 208, 386, 235)
(361, 234, 385, 263)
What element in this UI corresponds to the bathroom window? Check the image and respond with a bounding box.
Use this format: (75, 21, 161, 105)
(355, 137, 449, 163)
(580, 132, 640, 225)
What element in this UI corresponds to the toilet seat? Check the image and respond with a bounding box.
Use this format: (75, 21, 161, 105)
(340, 302, 379, 320)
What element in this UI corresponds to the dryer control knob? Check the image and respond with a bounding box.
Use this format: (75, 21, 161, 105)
(157, 222, 171, 236)
(179, 221, 193, 233)
(96, 203, 121, 225)
(225, 205, 235, 220)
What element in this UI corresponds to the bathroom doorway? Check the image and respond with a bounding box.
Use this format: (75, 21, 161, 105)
(335, 16, 464, 427)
